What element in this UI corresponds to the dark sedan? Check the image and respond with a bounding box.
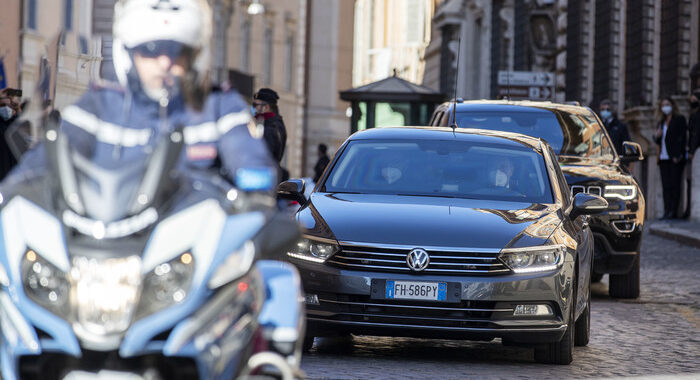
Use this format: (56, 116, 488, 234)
(429, 101, 645, 298)
(279, 127, 607, 364)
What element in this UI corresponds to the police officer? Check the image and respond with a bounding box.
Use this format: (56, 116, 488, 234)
(4, 0, 277, 189)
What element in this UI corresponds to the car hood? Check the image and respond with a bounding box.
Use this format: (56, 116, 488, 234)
(557, 156, 632, 185)
(298, 193, 563, 250)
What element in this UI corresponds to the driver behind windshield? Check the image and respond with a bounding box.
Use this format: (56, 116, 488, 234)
(3, 0, 277, 190)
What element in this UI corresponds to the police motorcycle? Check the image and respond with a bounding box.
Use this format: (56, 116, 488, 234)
(0, 112, 306, 379)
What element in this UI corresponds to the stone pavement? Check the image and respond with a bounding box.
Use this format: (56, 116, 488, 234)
(300, 232, 700, 379)
(647, 219, 700, 248)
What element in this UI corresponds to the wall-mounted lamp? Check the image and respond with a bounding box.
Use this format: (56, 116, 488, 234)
(247, 0, 264, 15)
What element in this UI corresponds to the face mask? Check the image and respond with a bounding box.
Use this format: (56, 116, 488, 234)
(495, 169, 508, 187)
(0, 106, 14, 121)
(250, 105, 257, 116)
(381, 167, 402, 184)
(600, 110, 612, 120)
(661, 105, 673, 115)
(691, 101, 699, 109)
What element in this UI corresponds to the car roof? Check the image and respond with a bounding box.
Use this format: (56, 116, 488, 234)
(444, 99, 594, 117)
(348, 126, 546, 152)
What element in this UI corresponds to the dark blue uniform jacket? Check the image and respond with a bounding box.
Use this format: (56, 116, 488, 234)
(3, 82, 277, 188)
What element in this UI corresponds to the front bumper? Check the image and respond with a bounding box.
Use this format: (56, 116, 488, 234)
(587, 192, 644, 274)
(295, 259, 575, 345)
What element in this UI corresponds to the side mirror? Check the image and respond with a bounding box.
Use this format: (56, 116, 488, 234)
(277, 179, 307, 206)
(570, 192, 608, 220)
(620, 141, 644, 162)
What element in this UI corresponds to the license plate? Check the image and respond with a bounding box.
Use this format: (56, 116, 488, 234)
(385, 280, 447, 301)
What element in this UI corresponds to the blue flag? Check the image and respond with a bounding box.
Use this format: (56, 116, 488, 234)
(0, 58, 6, 89)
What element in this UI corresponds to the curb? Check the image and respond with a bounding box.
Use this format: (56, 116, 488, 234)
(648, 225, 700, 248)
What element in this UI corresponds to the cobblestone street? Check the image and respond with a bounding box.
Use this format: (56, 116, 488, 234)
(300, 232, 700, 379)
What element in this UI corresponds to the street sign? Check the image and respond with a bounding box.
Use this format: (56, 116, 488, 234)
(497, 71, 554, 100)
(497, 71, 554, 86)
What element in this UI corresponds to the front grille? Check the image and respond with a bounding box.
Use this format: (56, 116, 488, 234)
(327, 243, 510, 275)
(309, 293, 510, 329)
(570, 185, 602, 196)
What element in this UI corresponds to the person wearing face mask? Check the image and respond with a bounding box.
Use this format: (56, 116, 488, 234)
(598, 99, 630, 157)
(0, 88, 21, 181)
(252, 88, 288, 182)
(654, 96, 687, 219)
(683, 90, 700, 218)
(491, 157, 514, 189)
(688, 90, 700, 161)
(3, 0, 277, 190)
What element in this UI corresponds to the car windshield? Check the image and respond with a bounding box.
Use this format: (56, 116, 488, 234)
(323, 139, 553, 203)
(455, 109, 615, 159)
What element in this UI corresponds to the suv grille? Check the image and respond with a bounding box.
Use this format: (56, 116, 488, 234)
(327, 243, 510, 275)
(570, 185, 602, 196)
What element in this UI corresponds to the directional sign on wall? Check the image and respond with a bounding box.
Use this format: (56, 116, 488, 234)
(497, 71, 555, 100)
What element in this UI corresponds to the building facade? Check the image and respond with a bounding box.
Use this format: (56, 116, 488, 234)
(1, 0, 356, 180)
(352, 0, 436, 87)
(423, 0, 700, 220)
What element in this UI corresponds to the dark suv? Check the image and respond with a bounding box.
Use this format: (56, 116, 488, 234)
(429, 100, 645, 298)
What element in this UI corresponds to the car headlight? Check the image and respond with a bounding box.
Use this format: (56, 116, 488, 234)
(604, 185, 636, 200)
(208, 241, 256, 289)
(22, 249, 71, 319)
(135, 252, 195, 320)
(286, 237, 338, 263)
(499, 245, 565, 273)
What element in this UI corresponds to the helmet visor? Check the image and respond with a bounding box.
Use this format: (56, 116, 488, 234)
(130, 40, 195, 60)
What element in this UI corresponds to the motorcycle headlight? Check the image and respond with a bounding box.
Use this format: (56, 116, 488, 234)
(604, 185, 636, 200)
(209, 241, 256, 289)
(22, 249, 71, 318)
(135, 252, 195, 320)
(71, 256, 142, 340)
(499, 245, 565, 273)
(286, 237, 338, 263)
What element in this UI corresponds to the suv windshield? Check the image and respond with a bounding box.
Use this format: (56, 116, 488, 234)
(323, 139, 553, 203)
(455, 109, 615, 159)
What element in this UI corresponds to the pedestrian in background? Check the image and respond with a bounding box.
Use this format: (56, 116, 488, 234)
(688, 90, 700, 161)
(313, 143, 330, 183)
(654, 96, 687, 219)
(0, 88, 22, 180)
(683, 89, 700, 218)
(253, 88, 288, 181)
(599, 99, 631, 156)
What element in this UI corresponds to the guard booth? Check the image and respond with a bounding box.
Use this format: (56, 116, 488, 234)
(339, 74, 446, 134)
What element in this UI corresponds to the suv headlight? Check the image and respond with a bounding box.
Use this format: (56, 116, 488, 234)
(604, 185, 636, 200)
(22, 249, 71, 318)
(499, 245, 565, 273)
(135, 252, 195, 320)
(287, 237, 338, 263)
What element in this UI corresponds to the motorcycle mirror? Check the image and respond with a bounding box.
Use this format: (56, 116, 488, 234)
(254, 213, 301, 260)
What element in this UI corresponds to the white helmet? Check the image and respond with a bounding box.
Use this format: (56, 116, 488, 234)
(112, 0, 212, 100)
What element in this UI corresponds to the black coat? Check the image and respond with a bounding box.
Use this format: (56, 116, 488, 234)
(313, 154, 330, 183)
(262, 114, 287, 163)
(0, 117, 19, 181)
(655, 114, 687, 162)
(603, 117, 630, 156)
(689, 109, 700, 155)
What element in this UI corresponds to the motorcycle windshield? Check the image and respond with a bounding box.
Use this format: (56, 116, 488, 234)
(50, 119, 181, 224)
(70, 147, 149, 223)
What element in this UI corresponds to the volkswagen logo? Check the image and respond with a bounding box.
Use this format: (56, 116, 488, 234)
(406, 248, 430, 271)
